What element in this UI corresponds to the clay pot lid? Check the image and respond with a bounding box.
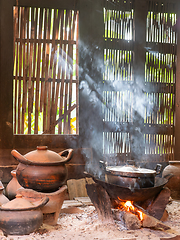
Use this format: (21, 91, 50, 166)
(24, 146, 64, 163)
(1, 194, 35, 210)
(1, 194, 49, 211)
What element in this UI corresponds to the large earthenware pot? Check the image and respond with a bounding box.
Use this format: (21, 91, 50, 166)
(162, 161, 180, 199)
(0, 194, 49, 235)
(11, 146, 73, 192)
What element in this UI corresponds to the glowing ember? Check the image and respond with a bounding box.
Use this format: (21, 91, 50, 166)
(117, 198, 144, 221)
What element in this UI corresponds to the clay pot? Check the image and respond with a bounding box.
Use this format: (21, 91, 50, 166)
(0, 181, 9, 206)
(6, 169, 22, 200)
(17, 185, 68, 225)
(11, 146, 73, 192)
(0, 194, 49, 235)
(162, 161, 180, 199)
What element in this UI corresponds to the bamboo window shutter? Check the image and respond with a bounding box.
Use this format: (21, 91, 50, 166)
(102, 0, 176, 163)
(13, 6, 79, 135)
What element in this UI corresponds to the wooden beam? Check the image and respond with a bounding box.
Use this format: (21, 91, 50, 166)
(13, 0, 79, 10)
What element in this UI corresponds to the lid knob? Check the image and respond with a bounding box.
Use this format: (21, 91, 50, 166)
(37, 146, 48, 150)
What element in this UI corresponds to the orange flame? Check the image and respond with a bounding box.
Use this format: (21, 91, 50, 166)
(117, 198, 144, 221)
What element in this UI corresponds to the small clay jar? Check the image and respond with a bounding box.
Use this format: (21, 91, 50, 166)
(6, 169, 22, 200)
(0, 181, 9, 206)
(162, 161, 180, 199)
(0, 194, 49, 235)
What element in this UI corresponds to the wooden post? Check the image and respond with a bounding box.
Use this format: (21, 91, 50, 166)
(131, 0, 148, 160)
(174, 1, 180, 160)
(79, 0, 104, 171)
(0, 0, 14, 149)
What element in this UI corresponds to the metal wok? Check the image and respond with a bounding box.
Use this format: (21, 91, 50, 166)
(84, 172, 171, 202)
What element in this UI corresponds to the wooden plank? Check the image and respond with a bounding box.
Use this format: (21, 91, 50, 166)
(12, 134, 79, 148)
(16, 0, 79, 10)
(61, 200, 83, 209)
(74, 196, 93, 206)
(86, 183, 114, 223)
(67, 178, 88, 200)
(146, 187, 171, 220)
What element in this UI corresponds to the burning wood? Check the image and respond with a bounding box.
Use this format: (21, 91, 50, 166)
(123, 211, 142, 230)
(115, 198, 171, 231)
(116, 198, 145, 221)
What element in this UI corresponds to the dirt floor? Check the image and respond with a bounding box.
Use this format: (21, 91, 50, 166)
(1, 198, 180, 240)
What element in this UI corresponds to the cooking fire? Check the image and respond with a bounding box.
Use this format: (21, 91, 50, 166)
(117, 198, 144, 221)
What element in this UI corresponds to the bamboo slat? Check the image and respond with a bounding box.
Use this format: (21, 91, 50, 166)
(21, 7, 26, 134)
(63, 11, 71, 134)
(75, 11, 79, 134)
(58, 12, 65, 134)
(48, 9, 57, 134)
(31, 7, 38, 120)
(27, 7, 35, 134)
(34, 8, 43, 134)
(51, 10, 62, 134)
(67, 11, 76, 134)
(14, 7, 20, 134)
(40, 9, 47, 113)
(54, 11, 63, 134)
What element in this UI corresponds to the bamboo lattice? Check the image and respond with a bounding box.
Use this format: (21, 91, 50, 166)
(13, 6, 79, 135)
(103, 0, 176, 162)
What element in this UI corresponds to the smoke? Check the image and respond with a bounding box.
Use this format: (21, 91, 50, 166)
(78, 42, 156, 177)
(53, 41, 156, 178)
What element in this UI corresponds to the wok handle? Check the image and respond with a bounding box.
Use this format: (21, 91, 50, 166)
(155, 164, 162, 175)
(99, 160, 107, 171)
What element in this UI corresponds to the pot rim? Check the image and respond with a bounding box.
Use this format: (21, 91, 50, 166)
(169, 160, 180, 164)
